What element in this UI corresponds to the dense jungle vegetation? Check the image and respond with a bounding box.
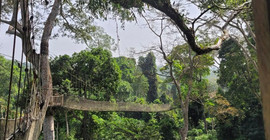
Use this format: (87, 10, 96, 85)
(0, 0, 267, 139)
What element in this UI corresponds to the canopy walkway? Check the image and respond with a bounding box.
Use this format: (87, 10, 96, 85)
(0, 94, 177, 140)
(49, 95, 177, 112)
(0, 118, 15, 139)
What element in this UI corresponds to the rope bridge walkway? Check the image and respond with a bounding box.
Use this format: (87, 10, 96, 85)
(1, 94, 177, 139)
(49, 95, 176, 112)
(0, 118, 16, 139)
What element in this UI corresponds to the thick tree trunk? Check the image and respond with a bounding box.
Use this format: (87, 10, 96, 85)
(15, 52, 53, 140)
(13, 0, 60, 139)
(43, 115, 55, 140)
(252, 0, 270, 139)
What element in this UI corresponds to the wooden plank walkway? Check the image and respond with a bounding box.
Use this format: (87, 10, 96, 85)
(49, 95, 178, 112)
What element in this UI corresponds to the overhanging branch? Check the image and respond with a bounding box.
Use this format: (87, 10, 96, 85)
(110, 0, 249, 55)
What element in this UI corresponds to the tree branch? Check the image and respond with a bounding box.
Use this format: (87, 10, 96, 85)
(40, 0, 60, 55)
(192, 7, 212, 30)
(230, 37, 258, 71)
(142, 13, 184, 107)
(0, 19, 23, 33)
(243, 19, 256, 42)
(111, 0, 249, 55)
(229, 21, 256, 50)
(6, 27, 23, 38)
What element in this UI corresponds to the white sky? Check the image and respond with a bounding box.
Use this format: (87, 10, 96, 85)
(0, 1, 200, 64)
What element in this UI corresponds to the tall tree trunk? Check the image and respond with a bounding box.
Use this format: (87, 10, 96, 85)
(43, 115, 55, 140)
(56, 122, 59, 140)
(17, 49, 53, 140)
(82, 112, 88, 140)
(65, 111, 69, 137)
(179, 105, 189, 140)
(252, 0, 270, 139)
(202, 110, 208, 133)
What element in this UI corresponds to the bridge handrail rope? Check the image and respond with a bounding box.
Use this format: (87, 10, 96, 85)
(19, 72, 27, 130)
(13, 32, 25, 139)
(3, 0, 19, 138)
(49, 94, 64, 106)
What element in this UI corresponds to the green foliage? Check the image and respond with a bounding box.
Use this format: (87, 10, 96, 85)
(159, 93, 173, 104)
(71, 48, 121, 100)
(50, 55, 73, 87)
(162, 44, 214, 99)
(51, 48, 121, 139)
(138, 52, 158, 103)
(0, 56, 24, 117)
(92, 112, 162, 140)
(216, 39, 264, 140)
(51, 48, 121, 100)
(116, 80, 133, 101)
(158, 112, 181, 140)
(153, 99, 162, 104)
(188, 120, 217, 140)
(131, 68, 149, 98)
(115, 56, 136, 83)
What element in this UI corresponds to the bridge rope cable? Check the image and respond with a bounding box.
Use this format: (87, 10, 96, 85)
(0, 0, 1, 23)
(3, 0, 19, 138)
(19, 73, 27, 130)
(0, 53, 22, 63)
(13, 43, 24, 139)
(29, 54, 32, 81)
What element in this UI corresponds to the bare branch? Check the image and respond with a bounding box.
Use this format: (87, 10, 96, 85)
(142, 13, 185, 107)
(214, 58, 220, 66)
(0, 19, 23, 33)
(228, 21, 256, 50)
(142, 14, 159, 37)
(243, 19, 256, 42)
(192, 7, 212, 30)
(132, 47, 162, 55)
(6, 27, 23, 38)
(209, 30, 229, 49)
(230, 36, 258, 71)
(194, 16, 216, 33)
(156, 72, 170, 78)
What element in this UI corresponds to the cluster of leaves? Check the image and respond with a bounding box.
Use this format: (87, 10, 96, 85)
(51, 47, 121, 100)
(188, 121, 217, 140)
(92, 112, 162, 140)
(138, 52, 158, 103)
